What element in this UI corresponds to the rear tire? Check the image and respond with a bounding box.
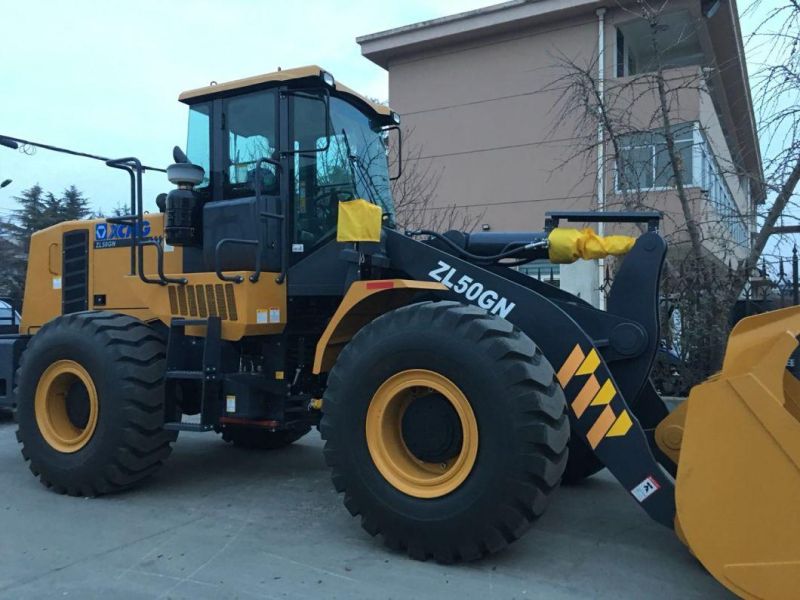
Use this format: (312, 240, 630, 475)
(320, 301, 569, 562)
(220, 425, 310, 449)
(15, 312, 177, 496)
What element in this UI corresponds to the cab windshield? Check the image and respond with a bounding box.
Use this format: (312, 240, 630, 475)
(325, 98, 394, 222)
(293, 96, 395, 247)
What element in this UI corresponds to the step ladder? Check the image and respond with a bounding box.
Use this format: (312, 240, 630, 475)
(163, 316, 222, 432)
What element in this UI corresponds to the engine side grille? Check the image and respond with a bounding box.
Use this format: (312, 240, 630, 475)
(168, 284, 238, 321)
(62, 230, 89, 314)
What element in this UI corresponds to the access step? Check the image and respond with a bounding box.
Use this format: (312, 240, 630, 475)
(163, 421, 214, 432)
(165, 370, 205, 380)
(172, 318, 209, 327)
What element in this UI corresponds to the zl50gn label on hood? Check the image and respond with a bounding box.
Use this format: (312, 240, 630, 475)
(428, 260, 516, 318)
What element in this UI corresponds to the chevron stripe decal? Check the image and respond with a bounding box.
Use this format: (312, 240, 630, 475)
(558, 344, 633, 448)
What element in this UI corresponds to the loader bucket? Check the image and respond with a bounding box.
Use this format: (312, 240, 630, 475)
(666, 306, 800, 599)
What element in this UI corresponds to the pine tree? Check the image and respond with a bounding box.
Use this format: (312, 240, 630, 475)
(11, 184, 49, 236)
(2, 184, 92, 307)
(110, 201, 130, 217)
(0, 217, 26, 303)
(60, 185, 91, 221)
(43, 192, 64, 227)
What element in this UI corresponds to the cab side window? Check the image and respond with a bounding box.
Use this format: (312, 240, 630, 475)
(223, 90, 279, 200)
(185, 102, 212, 202)
(292, 95, 356, 247)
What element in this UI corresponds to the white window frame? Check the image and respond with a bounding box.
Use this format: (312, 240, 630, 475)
(613, 122, 749, 247)
(614, 123, 698, 193)
(695, 128, 748, 247)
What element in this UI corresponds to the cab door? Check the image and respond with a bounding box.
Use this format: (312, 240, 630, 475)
(203, 89, 282, 273)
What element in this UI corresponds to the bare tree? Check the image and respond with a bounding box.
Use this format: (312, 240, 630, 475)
(548, 0, 800, 387)
(363, 97, 483, 232)
(388, 126, 484, 232)
(0, 217, 25, 304)
(740, 0, 800, 284)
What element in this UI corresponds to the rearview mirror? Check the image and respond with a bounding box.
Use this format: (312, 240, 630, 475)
(384, 125, 403, 181)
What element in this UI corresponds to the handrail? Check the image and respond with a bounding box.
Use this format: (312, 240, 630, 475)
(254, 157, 288, 285)
(140, 239, 187, 285)
(214, 239, 261, 283)
(105, 158, 141, 276)
(104, 157, 186, 286)
(544, 210, 663, 233)
(260, 210, 288, 284)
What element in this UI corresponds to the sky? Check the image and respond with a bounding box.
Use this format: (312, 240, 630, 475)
(0, 1, 779, 228)
(0, 0, 492, 217)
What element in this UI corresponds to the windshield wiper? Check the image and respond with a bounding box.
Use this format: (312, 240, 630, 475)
(338, 128, 360, 200)
(341, 128, 380, 206)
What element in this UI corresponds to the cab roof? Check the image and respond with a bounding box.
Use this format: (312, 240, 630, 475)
(178, 65, 391, 117)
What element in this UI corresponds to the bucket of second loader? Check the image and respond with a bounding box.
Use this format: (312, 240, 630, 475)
(657, 306, 800, 600)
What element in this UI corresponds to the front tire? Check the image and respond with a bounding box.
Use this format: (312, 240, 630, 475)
(320, 301, 569, 562)
(15, 312, 177, 496)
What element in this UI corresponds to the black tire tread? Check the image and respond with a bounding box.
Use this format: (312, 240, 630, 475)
(320, 301, 569, 563)
(15, 311, 177, 496)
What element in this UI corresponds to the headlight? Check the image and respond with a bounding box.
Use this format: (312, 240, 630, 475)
(321, 71, 335, 87)
(391, 111, 401, 125)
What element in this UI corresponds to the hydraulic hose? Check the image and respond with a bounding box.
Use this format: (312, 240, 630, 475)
(407, 229, 548, 264)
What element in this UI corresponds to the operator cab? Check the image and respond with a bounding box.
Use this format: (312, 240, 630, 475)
(172, 66, 400, 275)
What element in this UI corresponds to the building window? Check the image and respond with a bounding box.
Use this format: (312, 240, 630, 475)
(698, 138, 748, 246)
(615, 12, 703, 78)
(615, 122, 748, 247)
(617, 123, 694, 191)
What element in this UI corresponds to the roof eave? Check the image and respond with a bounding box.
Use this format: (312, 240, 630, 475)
(359, 0, 603, 68)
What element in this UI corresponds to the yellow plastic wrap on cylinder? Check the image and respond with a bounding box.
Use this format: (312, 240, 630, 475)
(337, 199, 383, 242)
(547, 228, 635, 264)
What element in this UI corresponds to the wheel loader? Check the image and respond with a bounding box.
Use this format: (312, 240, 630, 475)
(0, 66, 798, 599)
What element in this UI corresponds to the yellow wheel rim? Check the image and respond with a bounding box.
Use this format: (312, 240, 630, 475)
(366, 369, 478, 499)
(35, 360, 99, 453)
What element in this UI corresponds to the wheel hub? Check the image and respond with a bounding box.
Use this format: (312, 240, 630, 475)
(65, 382, 91, 429)
(35, 360, 99, 453)
(401, 391, 463, 464)
(366, 369, 479, 499)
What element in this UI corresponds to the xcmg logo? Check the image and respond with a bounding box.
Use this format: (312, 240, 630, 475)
(94, 220, 152, 249)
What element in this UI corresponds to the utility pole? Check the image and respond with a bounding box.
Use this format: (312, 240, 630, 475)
(793, 245, 799, 306)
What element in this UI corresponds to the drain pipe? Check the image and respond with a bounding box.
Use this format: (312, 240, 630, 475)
(596, 7, 607, 310)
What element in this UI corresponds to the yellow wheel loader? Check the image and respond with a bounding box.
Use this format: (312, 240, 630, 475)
(0, 66, 798, 599)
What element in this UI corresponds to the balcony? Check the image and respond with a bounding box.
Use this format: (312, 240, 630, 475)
(616, 10, 704, 78)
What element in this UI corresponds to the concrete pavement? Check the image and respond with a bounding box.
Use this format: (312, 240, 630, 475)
(0, 415, 731, 599)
